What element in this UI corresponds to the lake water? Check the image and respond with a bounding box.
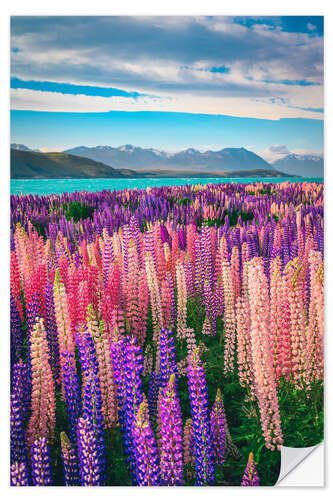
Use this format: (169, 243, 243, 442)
(10, 177, 323, 196)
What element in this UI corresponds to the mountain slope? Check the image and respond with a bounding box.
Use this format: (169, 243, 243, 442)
(10, 149, 134, 179)
(169, 147, 271, 171)
(272, 154, 324, 177)
(64, 144, 169, 169)
(64, 145, 276, 172)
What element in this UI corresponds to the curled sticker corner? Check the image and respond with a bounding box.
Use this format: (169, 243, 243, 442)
(276, 442, 324, 486)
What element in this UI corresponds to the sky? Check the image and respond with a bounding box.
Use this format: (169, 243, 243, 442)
(10, 16, 324, 160)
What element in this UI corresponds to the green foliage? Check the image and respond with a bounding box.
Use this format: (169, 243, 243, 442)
(278, 379, 324, 447)
(62, 201, 94, 223)
(200, 210, 255, 229)
(178, 198, 192, 207)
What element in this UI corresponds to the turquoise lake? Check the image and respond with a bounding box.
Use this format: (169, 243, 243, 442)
(10, 177, 323, 196)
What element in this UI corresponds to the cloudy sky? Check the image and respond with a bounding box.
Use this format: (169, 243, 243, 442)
(10, 16, 324, 158)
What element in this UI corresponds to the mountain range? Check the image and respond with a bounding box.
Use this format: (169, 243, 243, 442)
(271, 154, 324, 177)
(64, 145, 324, 177)
(10, 143, 324, 178)
(64, 145, 272, 172)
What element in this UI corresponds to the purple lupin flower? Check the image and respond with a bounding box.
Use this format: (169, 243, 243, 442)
(210, 389, 226, 465)
(60, 432, 80, 486)
(110, 331, 127, 427)
(200, 225, 214, 289)
(147, 371, 160, 425)
(10, 392, 28, 467)
(132, 401, 161, 486)
(102, 236, 113, 287)
(11, 360, 30, 424)
(110, 332, 141, 483)
(10, 462, 30, 486)
(241, 452, 260, 486)
(75, 326, 106, 480)
(31, 437, 53, 486)
(160, 224, 171, 246)
(61, 351, 81, 442)
(123, 336, 144, 483)
(77, 416, 104, 486)
(10, 294, 23, 365)
(124, 336, 144, 421)
(187, 347, 215, 486)
(44, 282, 60, 382)
(159, 328, 178, 389)
(203, 279, 217, 336)
(159, 374, 184, 485)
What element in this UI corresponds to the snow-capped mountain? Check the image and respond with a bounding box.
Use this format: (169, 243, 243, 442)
(11, 143, 41, 153)
(64, 145, 275, 172)
(272, 154, 324, 177)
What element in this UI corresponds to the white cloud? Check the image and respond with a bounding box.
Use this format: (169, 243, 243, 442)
(261, 145, 323, 163)
(11, 87, 324, 121)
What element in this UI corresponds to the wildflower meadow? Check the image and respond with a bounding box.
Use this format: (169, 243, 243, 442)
(10, 181, 324, 486)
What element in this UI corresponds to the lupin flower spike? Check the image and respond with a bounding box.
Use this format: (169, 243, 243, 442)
(187, 347, 215, 486)
(241, 452, 260, 486)
(31, 437, 53, 486)
(159, 374, 184, 485)
(60, 432, 80, 486)
(132, 400, 161, 486)
(10, 462, 30, 486)
(210, 389, 227, 465)
(77, 416, 104, 486)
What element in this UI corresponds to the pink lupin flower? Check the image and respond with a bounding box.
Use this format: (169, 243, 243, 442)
(27, 318, 55, 451)
(53, 269, 75, 392)
(236, 296, 254, 395)
(231, 246, 241, 302)
(283, 258, 307, 388)
(87, 307, 117, 429)
(248, 257, 283, 450)
(221, 259, 236, 374)
(305, 250, 324, 384)
(145, 252, 163, 342)
(175, 260, 188, 339)
(269, 257, 292, 382)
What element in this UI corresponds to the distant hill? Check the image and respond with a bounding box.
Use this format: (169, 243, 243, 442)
(11, 143, 41, 153)
(10, 147, 293, 180)
(272, 154, 324, 177)
(10, 149, 136, 179)
(131, 168, 291, 179)
(169, 147, 272, 171)
(64, 144, 170, 169)
(64, 145, 276, 172)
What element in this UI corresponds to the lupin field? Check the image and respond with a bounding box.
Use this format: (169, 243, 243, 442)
(10, 181, 324, 486)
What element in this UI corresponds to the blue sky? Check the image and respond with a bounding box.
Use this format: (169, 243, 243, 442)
(10, 16, 324, 159)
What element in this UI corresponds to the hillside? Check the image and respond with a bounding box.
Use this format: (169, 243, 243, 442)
(11, 149, 136, 179)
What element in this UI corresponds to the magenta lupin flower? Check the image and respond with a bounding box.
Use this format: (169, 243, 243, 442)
(31, 437, 53, 486)
(159, 374, 184, 485)
(132, 401, 161, 486)
(241, 452, 260, 486)
(210, 389, 226, 465)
